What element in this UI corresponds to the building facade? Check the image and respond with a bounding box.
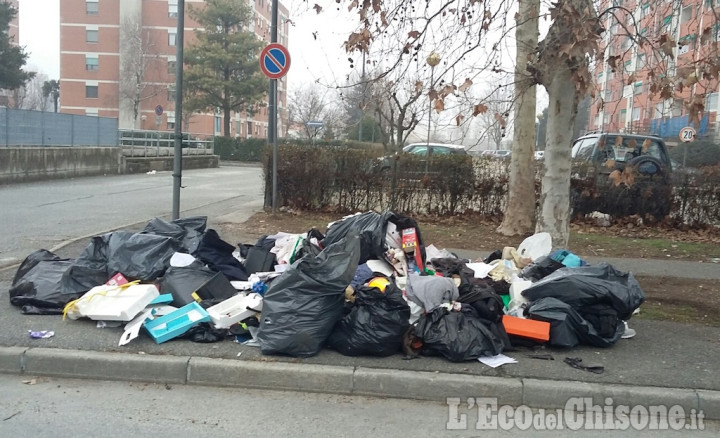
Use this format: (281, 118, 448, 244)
(589, 0, 719, 139)
(59, 0, 288, 138)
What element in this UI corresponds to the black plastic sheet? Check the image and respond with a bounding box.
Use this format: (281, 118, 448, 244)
(327, 283, 410, 357)
(143, 216, 207, 253)
(257, 235, 361, 357)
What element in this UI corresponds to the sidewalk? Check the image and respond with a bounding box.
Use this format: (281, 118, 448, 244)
(1, 217, 719, 419)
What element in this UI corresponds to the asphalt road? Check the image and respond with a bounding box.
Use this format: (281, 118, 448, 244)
(0, 166, 264, 267)
(0, 375, 715, 437)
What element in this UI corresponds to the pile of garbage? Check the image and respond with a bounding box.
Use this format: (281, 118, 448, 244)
(8, 211, 644, 362)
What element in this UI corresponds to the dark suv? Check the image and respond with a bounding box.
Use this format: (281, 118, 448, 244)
(570, 133, 673, 219)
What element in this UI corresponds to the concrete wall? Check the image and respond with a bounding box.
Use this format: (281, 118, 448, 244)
(0, 147, 122, 184)
(0, 147, 219, 184)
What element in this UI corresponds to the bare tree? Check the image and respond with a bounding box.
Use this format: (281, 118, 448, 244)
(119, 15, 161, 129)
(288, 84, 345, 139)
(11, 71, 47, 111)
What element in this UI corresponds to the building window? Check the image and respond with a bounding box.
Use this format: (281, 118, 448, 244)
(706, 93, 718, 113)
(214, 116, 222, 134)
(167, 59, 176, 74)
(633, 82, 642, 95)
(632, 107, 642, 121)
(85, 55, 99, 71)
(86, 29, 98, 43)
(169, 0, 178, 18)
(680, 6, 692, 25)
(86, 85, 99, 99)
(86, 0, 98, 15)
(167, 86, 176, 101)
(168, 30, 177, 46)
(637, 54, 645, 69)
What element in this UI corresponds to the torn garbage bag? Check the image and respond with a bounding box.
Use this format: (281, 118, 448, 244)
(327, 282, 410, 357)
(142, 216, 207, 253)
(9, 250, 81, 315)
(257, 235, 361, 357)
(322, 211, 426, 265)
(405, 273, 458, 312)
(522, 263, 644, 320)
(527, 297, 623, 348)
(413, 304, 508, 362)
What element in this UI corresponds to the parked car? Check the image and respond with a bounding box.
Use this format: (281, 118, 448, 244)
(378, 142, 468, 172)
(492, 150, 512, 159)
(570, 132, 673, 218)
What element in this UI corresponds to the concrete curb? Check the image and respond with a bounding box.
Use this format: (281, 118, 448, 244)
(1, 347, 717, 420)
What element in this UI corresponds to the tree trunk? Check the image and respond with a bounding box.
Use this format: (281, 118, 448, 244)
(497, 0, 539, 236)
(536, 67, 577, 248)
(224, 106, 231, 137)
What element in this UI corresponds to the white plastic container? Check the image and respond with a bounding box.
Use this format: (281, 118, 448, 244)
(207, 293, 263, 329)
(507, 280, 533, 317)
(69, 284, 159, 321)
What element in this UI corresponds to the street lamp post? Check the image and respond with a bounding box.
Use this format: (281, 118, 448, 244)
(426, 52, 441, 147)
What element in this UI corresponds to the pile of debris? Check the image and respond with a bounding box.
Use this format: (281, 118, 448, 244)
(8, 211, 644, 362)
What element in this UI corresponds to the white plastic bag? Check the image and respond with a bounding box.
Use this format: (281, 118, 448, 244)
(517, 232, 552, 262)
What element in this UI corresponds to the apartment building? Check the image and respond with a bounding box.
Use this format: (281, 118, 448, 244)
(589, 0, 720, 138)
(59, 0, 289, 138)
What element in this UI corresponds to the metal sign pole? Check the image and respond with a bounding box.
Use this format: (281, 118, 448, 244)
(172, 0, 185, 220)
(270, 0, 279, 213)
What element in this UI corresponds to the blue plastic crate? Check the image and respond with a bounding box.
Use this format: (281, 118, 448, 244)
(143, 302, 210, 344)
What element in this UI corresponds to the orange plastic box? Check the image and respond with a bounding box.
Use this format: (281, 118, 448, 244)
(502, 315, 550, 342)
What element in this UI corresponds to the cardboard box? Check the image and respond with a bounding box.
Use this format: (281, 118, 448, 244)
(502, 315, 550, 342)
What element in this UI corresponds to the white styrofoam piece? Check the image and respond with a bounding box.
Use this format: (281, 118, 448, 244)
(118, 309, 154, 346)
(73, 284, 160, 321)
(230, 280, 253, 290)
(366, 259, 394, 277)
(207, 293, 263, 329)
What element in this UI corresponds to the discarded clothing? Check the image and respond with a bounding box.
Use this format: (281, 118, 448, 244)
(405, 273, 459, 312)
(193, 229, 249, 281)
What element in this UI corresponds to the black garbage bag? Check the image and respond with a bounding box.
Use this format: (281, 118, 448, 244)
(520, 256, 565, 282)
(413, 304, 507, 362)
(105, 231, 180, 281)
(327, 283, 410, 357)
(522, 263, 644, 320)
(257, 235, 361, 357)
(457, 280, 505, 323)
(193, 229, 249, 281)
(61, 234, 112, 295)
(527, 297, 623, 348)
(143, 216, 207, 253)
(322, 211, 426, 265)
(9, 250, 81, 315)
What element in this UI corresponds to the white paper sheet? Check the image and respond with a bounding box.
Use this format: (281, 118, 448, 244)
(466, 262, 495, 279)
(478, 354, 518, 368)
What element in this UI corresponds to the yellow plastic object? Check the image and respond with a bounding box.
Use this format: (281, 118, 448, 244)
(368, 277, 390, 292)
